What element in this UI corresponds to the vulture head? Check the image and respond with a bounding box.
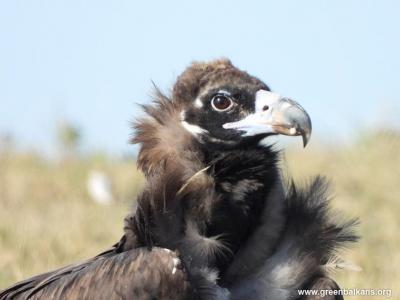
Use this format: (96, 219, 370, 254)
(175, 59, 312, 148)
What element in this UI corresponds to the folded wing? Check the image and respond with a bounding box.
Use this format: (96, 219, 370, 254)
(0, 247, 188, 300)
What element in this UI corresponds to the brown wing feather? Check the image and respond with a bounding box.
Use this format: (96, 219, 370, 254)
(0, 248, 188, 300)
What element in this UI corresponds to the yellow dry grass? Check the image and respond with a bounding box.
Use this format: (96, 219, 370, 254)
(0, 131, 399, 299)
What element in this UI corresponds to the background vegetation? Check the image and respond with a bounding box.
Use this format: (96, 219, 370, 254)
(0, 130, 398, 299)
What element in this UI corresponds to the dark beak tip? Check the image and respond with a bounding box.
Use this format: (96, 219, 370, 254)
(301, 114, 312, 148)
(302, 136, 308, 148)
(301, 130, 311, 148)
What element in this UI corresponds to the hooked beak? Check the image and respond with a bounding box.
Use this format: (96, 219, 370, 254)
(223, 90, 312, 147)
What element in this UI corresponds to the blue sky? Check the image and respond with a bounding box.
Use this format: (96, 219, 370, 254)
(0, 0, 399, 155)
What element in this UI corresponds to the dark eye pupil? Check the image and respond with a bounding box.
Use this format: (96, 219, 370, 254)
(213, 96, 232, 110)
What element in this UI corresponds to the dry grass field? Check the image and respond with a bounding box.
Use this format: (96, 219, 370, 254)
(0, 130, 399, 299)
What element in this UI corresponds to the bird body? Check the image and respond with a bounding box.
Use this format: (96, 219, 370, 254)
(0, 59, 358, 300)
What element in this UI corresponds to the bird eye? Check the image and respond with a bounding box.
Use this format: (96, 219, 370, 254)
(211, 95, 234, 112)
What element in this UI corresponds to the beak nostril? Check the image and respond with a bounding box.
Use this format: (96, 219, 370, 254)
(262, 105, 269, 111)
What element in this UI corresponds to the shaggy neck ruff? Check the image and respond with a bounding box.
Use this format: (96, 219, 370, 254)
(130, 93, 286, 277)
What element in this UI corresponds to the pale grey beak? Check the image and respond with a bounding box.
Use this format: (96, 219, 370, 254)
(223, 90, 312, 147)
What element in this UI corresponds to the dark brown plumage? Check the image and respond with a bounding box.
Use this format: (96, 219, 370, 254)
(1, 248, 189, 300)
(0, 59, 358, 300)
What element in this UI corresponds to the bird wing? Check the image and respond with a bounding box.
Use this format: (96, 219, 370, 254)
(0, 247, 188, 300)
